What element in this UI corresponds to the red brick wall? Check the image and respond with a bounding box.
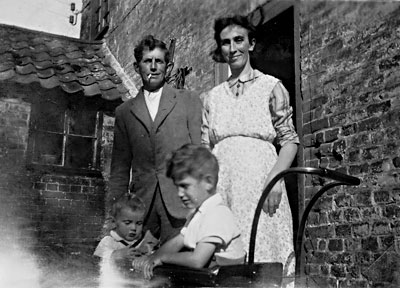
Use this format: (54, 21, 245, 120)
(300, 1, 400, 287)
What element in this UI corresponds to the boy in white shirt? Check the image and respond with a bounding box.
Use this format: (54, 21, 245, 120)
(132, 144, 245, 279)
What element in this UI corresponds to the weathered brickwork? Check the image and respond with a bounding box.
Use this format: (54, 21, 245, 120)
(0, 92, 110, 250)
(32, 174, 105, 246)
(300, 1, 400, 287)
(0, 97, 37, 247)
(81, 0, 269, 93)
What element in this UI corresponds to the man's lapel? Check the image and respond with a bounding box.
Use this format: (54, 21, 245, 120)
(129, 89, 152, 133)
(153, 85, 177, 131)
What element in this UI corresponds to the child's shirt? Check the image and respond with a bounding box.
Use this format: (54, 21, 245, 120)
(181, 193, 246, 267)
(94, 230, 158, 260)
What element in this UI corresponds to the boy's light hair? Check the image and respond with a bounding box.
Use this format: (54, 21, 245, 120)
(166, 144, 219, 185)
(111, 193, 146, 218)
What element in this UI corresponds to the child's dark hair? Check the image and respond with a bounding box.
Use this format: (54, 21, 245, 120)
(111, 193, 146, 218)
(166, 144, 219, 184)
(134, 34, 170, 63)
(211, 15, 256, 63)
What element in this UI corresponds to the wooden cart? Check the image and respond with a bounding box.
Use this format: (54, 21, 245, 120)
(148, 167, 361, 287)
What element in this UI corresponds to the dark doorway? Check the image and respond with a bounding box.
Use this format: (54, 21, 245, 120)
(250, 6, 299, 243)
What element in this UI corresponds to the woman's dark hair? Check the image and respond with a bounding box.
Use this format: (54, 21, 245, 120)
(134, 35, 170, 63)
(211, 15, 257, 63)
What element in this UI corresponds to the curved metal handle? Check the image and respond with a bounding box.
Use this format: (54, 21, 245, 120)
(247, 167, 360, 265)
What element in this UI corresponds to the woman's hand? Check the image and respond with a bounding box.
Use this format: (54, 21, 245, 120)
(262, 181, 282, 217)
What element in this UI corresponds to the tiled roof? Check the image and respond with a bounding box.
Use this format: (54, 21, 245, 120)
(0, 24, 130, 101)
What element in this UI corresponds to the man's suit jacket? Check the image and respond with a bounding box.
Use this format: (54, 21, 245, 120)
(109, 85, 202, 219)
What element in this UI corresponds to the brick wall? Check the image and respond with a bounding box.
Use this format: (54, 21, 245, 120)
(0, 84, 111, 251)
(0, 97, 38, 248)
(300, 1, 400, 287)
(81, 0, 270, 92)
(32, 175, 104, 246)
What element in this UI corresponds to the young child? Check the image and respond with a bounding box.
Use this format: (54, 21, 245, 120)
(93, 193, 158, 264)
(132, 144, 246, 279)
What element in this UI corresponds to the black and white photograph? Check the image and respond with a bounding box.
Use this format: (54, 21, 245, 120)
(0, 0, 399, 287)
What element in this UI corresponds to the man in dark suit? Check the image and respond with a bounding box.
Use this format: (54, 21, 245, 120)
(109, 35, 202, 244)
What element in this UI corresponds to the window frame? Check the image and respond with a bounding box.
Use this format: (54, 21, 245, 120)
(27, 97, 104, 177)
(91, 0, 110, 40)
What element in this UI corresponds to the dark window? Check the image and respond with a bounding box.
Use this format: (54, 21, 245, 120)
(92, 0, 109, 40)
(28, 99, 103, 175)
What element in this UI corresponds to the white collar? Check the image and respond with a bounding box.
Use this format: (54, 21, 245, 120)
(198, 193, 223, 214)
(110, 230, 136, 245)
(143, 87, 163, 98)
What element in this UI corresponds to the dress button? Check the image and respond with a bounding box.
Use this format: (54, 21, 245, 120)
(237, 83, 240, 88)
(236, 92, 239, 97)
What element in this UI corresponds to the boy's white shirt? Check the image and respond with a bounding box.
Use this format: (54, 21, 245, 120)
(93, 230, 136, 260)
(181, 193, 246, 266)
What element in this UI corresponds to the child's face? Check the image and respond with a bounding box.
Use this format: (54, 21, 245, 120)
(175, 175, 211, 209)
(114, 207, 144, 242)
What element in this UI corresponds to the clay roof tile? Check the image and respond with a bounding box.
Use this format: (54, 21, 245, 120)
(0, 61, 15, 72)
(59, 72, 78, 83)
(0, 69, 15, 81)
(0, 24, 129, 101)
(98, 79, 115, 90)
(39, 76, 60, 89)
(16, 63, 36, 75)
(60, 81, 83, 93)
(37, 67, 56, 79)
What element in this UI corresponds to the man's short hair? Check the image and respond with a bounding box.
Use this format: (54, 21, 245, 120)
(111, 193, 146, 218)
(134, 35, 170, 63)
(166, 144, 219, 185)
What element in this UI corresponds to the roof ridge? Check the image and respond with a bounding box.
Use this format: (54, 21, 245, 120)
(0, 23, 103, 45)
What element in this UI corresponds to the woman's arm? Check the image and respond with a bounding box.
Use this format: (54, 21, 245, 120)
(263, 82, 299, 216)
(263, 143, 298, 216)
(200, 92, 211, 149)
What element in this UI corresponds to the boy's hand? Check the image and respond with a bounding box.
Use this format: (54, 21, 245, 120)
(127, 246, 146, 259)
(132, 255, 163, 279)
(132, 255, 150, 271)
(111, 247, 130, 260)
(142, 256, 163, 279)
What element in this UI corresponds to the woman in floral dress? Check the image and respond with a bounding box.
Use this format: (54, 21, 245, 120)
(201, 15, 299, 286)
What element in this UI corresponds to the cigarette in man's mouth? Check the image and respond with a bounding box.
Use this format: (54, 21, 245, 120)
(148, 74, 152, 79)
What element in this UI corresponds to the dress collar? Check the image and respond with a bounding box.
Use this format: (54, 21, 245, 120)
(227, 68, 261, 87)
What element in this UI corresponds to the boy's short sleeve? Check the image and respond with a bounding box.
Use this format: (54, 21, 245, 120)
(94, 236, 125, 260)
(183, 205, 240, 248)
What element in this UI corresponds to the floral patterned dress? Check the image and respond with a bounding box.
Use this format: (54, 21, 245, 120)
(201, 69, 299, 285)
